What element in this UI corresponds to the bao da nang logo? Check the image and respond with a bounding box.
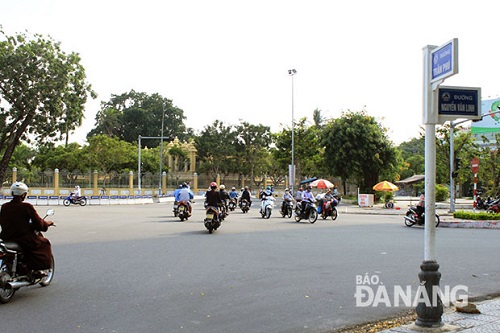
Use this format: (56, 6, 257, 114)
(354, 273, 468, 307)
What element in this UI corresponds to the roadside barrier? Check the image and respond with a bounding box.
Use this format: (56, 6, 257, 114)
(0, 195, 155, 206)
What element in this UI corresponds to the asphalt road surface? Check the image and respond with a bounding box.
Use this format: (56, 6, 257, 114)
(1, 202, 498, 333)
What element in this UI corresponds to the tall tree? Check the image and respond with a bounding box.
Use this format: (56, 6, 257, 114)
(0, 28, 95, 184)
(323, 110, 399, 193)
(88, 90, 192, 146)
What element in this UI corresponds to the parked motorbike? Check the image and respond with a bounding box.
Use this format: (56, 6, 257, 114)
(486, 198, 500, 214)
(177, 201, 190, 221)
(294, 200, 318, 223)
(228, 198, 237, 211)
(0, 209, 56, 304)
(321, 198, 338, 220)
(474, 195, 489, 210)
(260, 196, 275, 219)
(404, 206, 440, 227)
(204, 206, 221, 234)
(63, 194, 87, 206)
(239, 199, 250, 213)
(280, 199, 293, 218)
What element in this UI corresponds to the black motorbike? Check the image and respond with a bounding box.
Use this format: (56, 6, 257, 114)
(0, 209, 56, 304)
(228, 198, 237, 211)
(294, 200, 318, 223)
(321, 198, 338, 220)
(63, 194, 87, 206)
(204, 206, 221, 234)
(239, 199, 250, 213)
(404, 206, 440, 227)
(280, 199, 293, 218)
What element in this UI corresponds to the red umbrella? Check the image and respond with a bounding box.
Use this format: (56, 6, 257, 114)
(310, 179, 334, 189)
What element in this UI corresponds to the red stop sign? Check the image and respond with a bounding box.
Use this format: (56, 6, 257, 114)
(471, 157, 480, 174)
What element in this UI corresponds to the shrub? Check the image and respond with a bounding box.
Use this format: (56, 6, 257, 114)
(453, 210, 500, 220)
(435, 184, 449, 202)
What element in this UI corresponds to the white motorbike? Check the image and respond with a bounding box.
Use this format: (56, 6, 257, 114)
(260, 196, 275, 219)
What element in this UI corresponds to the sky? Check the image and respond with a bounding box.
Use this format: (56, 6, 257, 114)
(1, 0, 499, 145)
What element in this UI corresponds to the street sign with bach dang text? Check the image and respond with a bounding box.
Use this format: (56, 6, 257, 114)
(435, 86, 481, 123)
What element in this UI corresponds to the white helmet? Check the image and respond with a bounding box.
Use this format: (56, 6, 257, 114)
(219, 184, 225, 190)
(11, 182, 29, 196)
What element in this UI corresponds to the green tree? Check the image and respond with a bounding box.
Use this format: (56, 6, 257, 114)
(398, 136, 425, 180)
(322, 110, 399, 193)
(82, 135, 136, 173)
(194, 120, 237, 181)
(89, 90, 192, 146)
(0, 28, 95, 185)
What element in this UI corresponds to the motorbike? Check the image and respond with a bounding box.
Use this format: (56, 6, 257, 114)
(239, 199, 250, 213)
(321, 198, 339, 220)
(63, 194, 87, 206)
(177, 201, 190, 221)
(173, 201, 179, 217)
(260, 196, 275, 219)
(474, 195, 489, 210)
(228, 198, 237, 211)
(204, 206, 221, 234)
(486, 198, 500, 214)
(294, 200, 318, 223)
(0, 209, 56, 304)
(280, 199, 293, 218)
(404, 206, 440, 227)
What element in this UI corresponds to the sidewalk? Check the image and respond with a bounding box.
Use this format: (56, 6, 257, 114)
(338, 197, 500, 229)
(377, 296, 500, 332)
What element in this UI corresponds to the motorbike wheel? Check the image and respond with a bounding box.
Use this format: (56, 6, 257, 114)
(308, 209, 318, 224)
(0, 271, 16, 304)
(321, 211, 327, 220)
(286, 206, 292, 218)
(39, 255, 55, 287)
(79, 198, 87, 206)
(331, 207, 338, 221)
(294, 208, 301, 222)
(265, 207, 271, 219)
(405, 212, 415, 227)
(63, 199, 71, 206)
(435, 214, 440, 227)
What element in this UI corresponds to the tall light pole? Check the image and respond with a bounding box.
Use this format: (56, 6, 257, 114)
(159, 106, 165, 195)
(288, 69, 297, 195)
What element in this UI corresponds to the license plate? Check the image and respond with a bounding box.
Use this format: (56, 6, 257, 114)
(179, 206, 185, 211)
(206, 213, 214, 219)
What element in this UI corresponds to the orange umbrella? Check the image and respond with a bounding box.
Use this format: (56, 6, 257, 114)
(310, 179, 334, 189)
(372, 181, 399, 192)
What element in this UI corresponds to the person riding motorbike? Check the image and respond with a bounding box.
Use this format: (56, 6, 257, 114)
(219, 184, 230, 214)
(205, 182, 223, 220)
(295, 186, 303, 205)
(300, 186, 315, 216)
(0, 182, 55, 273)
(178, 183, 194, 216)
(281, 188, 294, 214)
(416, 194, 425, 216)
(70, 185, 82, 200)
(240, 186, 252, 207)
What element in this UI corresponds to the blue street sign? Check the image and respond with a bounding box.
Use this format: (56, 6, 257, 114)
(437, 86, 481, 120)
(431, 38, 458, 82)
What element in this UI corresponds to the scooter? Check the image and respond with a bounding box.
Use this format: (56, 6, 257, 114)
(0, 209, 56, 304)
(321, 198, 339, 220)
(294, 200, 318, 223)
(260, 196, 275, 219)
(204, 206, 221, 234)
(63, 194, 87, 206)
(280, 199, 293, 218)
(228, 198, 237, 211)
(177, 201, 190, 221)
(404, 206, 440, 227)
(239, 199, 250, 213)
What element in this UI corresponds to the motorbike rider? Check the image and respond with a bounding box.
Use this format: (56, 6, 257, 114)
(71, 185, 82, 200)
(229, 186, 239, 206)
(295, 186, 303, 206)
(322, 188, 337, 212)
(281, 188, 294, 213)
(416, 194, 425, 216)
(300, 185, 315, 216)
(219, 184, 230, 214)
(240, 186, 252, 207)
(205, 182, 223, 220)
(0, 182, 55, 273)
(178, 183, 194, 216)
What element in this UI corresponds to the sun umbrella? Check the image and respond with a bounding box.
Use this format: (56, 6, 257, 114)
(372, 181, 399, 192)
(310, 179, 334, 189)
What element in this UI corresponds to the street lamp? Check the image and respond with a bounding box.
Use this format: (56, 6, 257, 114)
(288, 69, 297, 195)
(159, 106, 166, 196)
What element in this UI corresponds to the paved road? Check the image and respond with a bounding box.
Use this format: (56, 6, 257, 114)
(1, 202, 498, 333)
